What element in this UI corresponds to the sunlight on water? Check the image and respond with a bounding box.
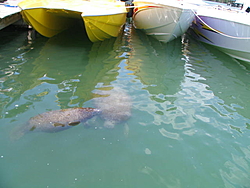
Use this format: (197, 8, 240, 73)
(0, 22, 250, 188)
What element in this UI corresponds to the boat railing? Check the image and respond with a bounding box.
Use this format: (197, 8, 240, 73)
(199, 4, 245, 13)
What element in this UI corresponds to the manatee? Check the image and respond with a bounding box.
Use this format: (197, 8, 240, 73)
(94, 89, 132, 129)
(11, 107, 100, 140)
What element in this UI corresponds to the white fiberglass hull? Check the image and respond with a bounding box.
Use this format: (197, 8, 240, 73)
(133, 0, 195, 43)
(191, 7, 250, 62)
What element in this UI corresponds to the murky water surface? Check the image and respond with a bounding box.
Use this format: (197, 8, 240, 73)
(0, 22, 250, 188)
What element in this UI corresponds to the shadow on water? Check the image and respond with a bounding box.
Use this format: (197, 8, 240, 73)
(0, 26, 48, 118)
(0, 25, 29, 46)
(0, 24, 124, 121)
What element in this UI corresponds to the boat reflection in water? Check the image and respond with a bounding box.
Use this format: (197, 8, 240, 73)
(121, 22, 193, 133)
(186, 38, 250, 121)
(1, 26, 122, 123)
(124, 21, 250, 187)
(127, 28, 185, 96)
(181, 36, 250, 187)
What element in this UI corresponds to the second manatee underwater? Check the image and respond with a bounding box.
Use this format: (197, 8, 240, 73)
(93, 89, 132, 128)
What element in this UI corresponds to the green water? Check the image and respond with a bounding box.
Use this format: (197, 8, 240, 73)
(0, 22, 250, 188)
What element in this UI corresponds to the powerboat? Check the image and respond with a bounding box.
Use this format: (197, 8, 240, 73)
(191, 3, 250, 62)
(132, 0, 196, 43)
(18, 0, 127, 42)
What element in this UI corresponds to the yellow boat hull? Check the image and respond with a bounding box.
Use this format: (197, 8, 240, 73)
(18, 0, 127, 42)
(20, 8, 80, 37)
(83, 13, 127, 42)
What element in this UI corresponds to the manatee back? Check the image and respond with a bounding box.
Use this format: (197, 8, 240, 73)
(10, 107, 100, 140)
(27, 107, 100, 132)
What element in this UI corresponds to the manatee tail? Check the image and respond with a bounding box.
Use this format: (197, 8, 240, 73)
(9, 124, 27, 141)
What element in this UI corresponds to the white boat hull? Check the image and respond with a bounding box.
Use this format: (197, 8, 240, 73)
(191, 7, 250, 62)
(133, 1, 195, 43)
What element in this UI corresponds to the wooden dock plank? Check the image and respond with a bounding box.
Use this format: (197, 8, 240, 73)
(0, 1, 22, 30)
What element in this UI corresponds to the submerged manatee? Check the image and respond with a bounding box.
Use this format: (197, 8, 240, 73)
(27, 107, 100, 132)
(94, 89, 132, 129)
(11, 107, 100, 140)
